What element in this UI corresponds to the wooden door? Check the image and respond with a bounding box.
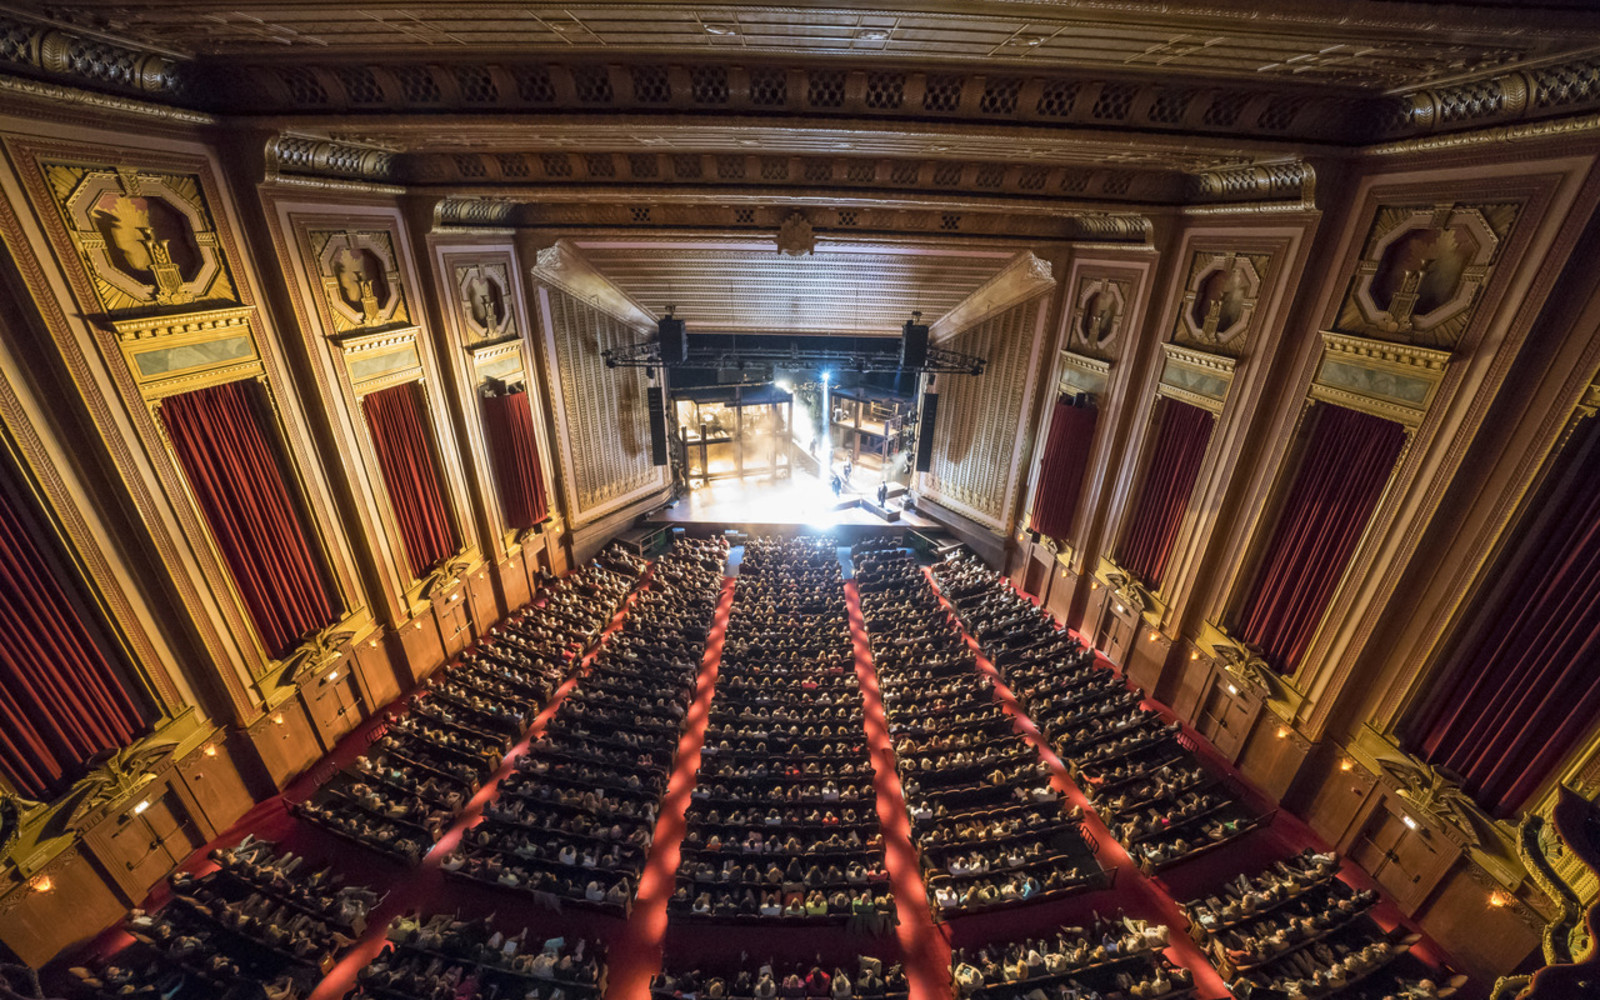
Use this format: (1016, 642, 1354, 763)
(1348, 805, 1452, 910)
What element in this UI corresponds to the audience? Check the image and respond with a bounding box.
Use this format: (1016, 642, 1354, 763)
(854, 542, 1105, 916)
(949, 914, 1192, 999)
(931, 554, 1264, 873)
(654, 954, 909, 1000)
(443, 536, 727, 911)
(353, 911, 604, 1000)
(672, 536, 896, 930)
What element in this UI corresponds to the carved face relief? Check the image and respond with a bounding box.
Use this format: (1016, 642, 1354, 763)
(456, 262, 513, 340)
(44, 163, 235, 313)
(312, 230, 408, 333)
(1175, 252, 1265, 356)
(1071, 277, 1128, 358)
(1337, 202, 1519, 350)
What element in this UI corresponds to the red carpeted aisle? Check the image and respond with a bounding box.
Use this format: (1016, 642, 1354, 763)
(844, 579, 952, 1000)
(604, 575, 737, 1000)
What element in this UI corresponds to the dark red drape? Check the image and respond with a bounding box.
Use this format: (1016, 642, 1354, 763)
(161, 381, 337, 659)
(1412, 417, 1600, 816)
(363, 383, 458, 580)
(482, 391, 550, 532)
(1237, 404, 1406, 674)
(1116, 398, 1214, 587)
(0, 471, 150, 798)
(1028, 396, 1098, 540)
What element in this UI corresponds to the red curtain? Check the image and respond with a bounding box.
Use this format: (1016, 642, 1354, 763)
(0, 471, 150, 798)
(363, 383, 458, 580)
(1412, 417, 1600, 816)
(1028, 395, 1097, 540)
(161, 381, 337, 660)
(1237, 404, 1406, 674)
(482, 391, 550, 532)
(1116, 398, 1214, 587)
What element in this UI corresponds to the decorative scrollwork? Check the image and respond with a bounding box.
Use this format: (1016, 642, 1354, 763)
(61, 740, 179, 827)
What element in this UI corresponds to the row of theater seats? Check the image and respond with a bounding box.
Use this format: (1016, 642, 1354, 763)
(354, 910, 605, 1000)
(951, 913, 1195, 1000)
(1182, 850, 1460, 1000)
(654, 954, 910, 1000)
(851, 538, 1108, 918)
(672, 536, 895, 929)
(295, 551, 647, 864)
(440, 536, 728, 912)
(931, 554, 1266, 873)
(69, 837, 382, 1000)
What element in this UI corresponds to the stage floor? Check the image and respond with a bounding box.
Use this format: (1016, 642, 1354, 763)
(648, 471, 939, 530)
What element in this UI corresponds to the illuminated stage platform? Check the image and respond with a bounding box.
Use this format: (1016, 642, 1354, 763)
(644, 470, 940, 537)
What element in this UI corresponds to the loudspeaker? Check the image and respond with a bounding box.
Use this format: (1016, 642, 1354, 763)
(914, 394, 939, 472)
(658, 316, 687, 364)
(900, 320, 929, 369)
(647, 386, 669, 466)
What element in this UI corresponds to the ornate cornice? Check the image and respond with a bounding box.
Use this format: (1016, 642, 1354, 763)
(266, 134, 398, 183)
(1188, 160, 1316, 209)
(0, 12, 187, 100)
(929, 250, 1056, 342)
(530, 240, 657, 332)
(0, 72, 209, 125)
(1387, 54, 1600, 140)
(435, 196, 516, 229)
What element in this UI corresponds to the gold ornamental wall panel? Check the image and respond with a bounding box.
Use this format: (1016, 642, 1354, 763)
(1333, 202, 1520, 350)
(306, 229, 409, 334)
(454, 261, 516, 344)
(40, 161, 237, 315)
(1171, 250, 1274, 358)
(1067, 273, 1133, 363)
(924, 297, 1045, 531)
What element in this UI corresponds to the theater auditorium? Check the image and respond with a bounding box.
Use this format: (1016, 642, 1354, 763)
(0, 3, 1596, 999)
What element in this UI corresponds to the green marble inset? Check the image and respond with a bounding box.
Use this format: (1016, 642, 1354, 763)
(133, 334, 254, 377)
(476, 354, 523, 384)
(1318, 358, 1431, 407)
(1059, 364, 1107, 397)
(1161, 358, 1230, 401)
(349, 344, 419, 383)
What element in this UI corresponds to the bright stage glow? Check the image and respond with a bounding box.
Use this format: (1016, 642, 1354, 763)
(821, 370, 831, 382)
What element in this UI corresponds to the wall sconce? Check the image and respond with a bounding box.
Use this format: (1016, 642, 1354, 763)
(369, 638, 380, 648)
(1090, 582, 1099, 590)
(1189, 650, 1199, 660)
(1339, 758, 1354, 772)
(451, 593, 461, 601)
(1276, 726, 1290, 740)
(1226, 683, 1239, 696)
(1488, 890, 1512, 909)
(271, 713, 285, 726)
(327, 670, 340, 683)
(1147, 631, 1160, 643)
(413, 621, 424, 630)
(132, 800, 150, 816)
(203, 745, 218, 758)
(30, 875, 53, 894)
(1401, 815, 1420, 832)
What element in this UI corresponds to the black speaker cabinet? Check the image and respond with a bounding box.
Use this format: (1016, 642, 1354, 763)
(900, 320, 929, 369)
(915, 394, 939, 472)
(647, 385, 669, 466)
(658, 316, 687, 363)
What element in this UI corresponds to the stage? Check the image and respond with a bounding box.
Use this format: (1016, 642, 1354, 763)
(644, 469, 942, 537)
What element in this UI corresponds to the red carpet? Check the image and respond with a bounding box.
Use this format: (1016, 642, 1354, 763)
(604, 575, 737, 1000)
(844, 579, 952, 1000)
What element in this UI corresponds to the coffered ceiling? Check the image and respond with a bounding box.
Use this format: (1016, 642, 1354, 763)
(27, 2, 1600, 92)
(567, 237, 1019, 336)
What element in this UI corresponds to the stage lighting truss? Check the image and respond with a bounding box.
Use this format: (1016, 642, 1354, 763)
(601, 341, 986, 376)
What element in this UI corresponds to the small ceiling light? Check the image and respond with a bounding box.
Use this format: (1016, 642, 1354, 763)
(856, 27, 890, 41)
(703, 22, 737, 35)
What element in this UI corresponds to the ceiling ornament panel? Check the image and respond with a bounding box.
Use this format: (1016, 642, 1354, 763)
(30, 3, 1591, 94)
(569, 239, 1015, 336)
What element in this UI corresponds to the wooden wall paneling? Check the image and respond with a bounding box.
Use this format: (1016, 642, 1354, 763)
(1342, 789, 1460, 914)
(239, 695, 322, 788)
(1201, 154, 1599, 748)
(0, 846, 127, 968)
(498, 547, 531, 612)
(1235, 709, 1315, 803)
(353, 631, 403, 709)
(1301, 747, 1382, 847)
(296, 662, 365, 749)
(172, 735, 255, 837)
(80, 773, 211, 904)
(1415, 863, 1545, 988)
(464, 565, 498, 639)
(259, 192, 481, 686)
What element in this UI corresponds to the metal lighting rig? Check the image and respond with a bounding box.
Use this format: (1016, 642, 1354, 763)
(601, 311, 987, 377)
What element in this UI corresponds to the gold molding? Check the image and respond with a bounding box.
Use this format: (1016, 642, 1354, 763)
(530, 240, 658, 333)
(1155, 342, 1236, 415)
(1093, 554, 1169, 629)
(1058, 349, 1112, 398)
(1309, 331, 1452, 429)
(1196, 617, 1306, 720)
(928, 250, 1056, 342)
